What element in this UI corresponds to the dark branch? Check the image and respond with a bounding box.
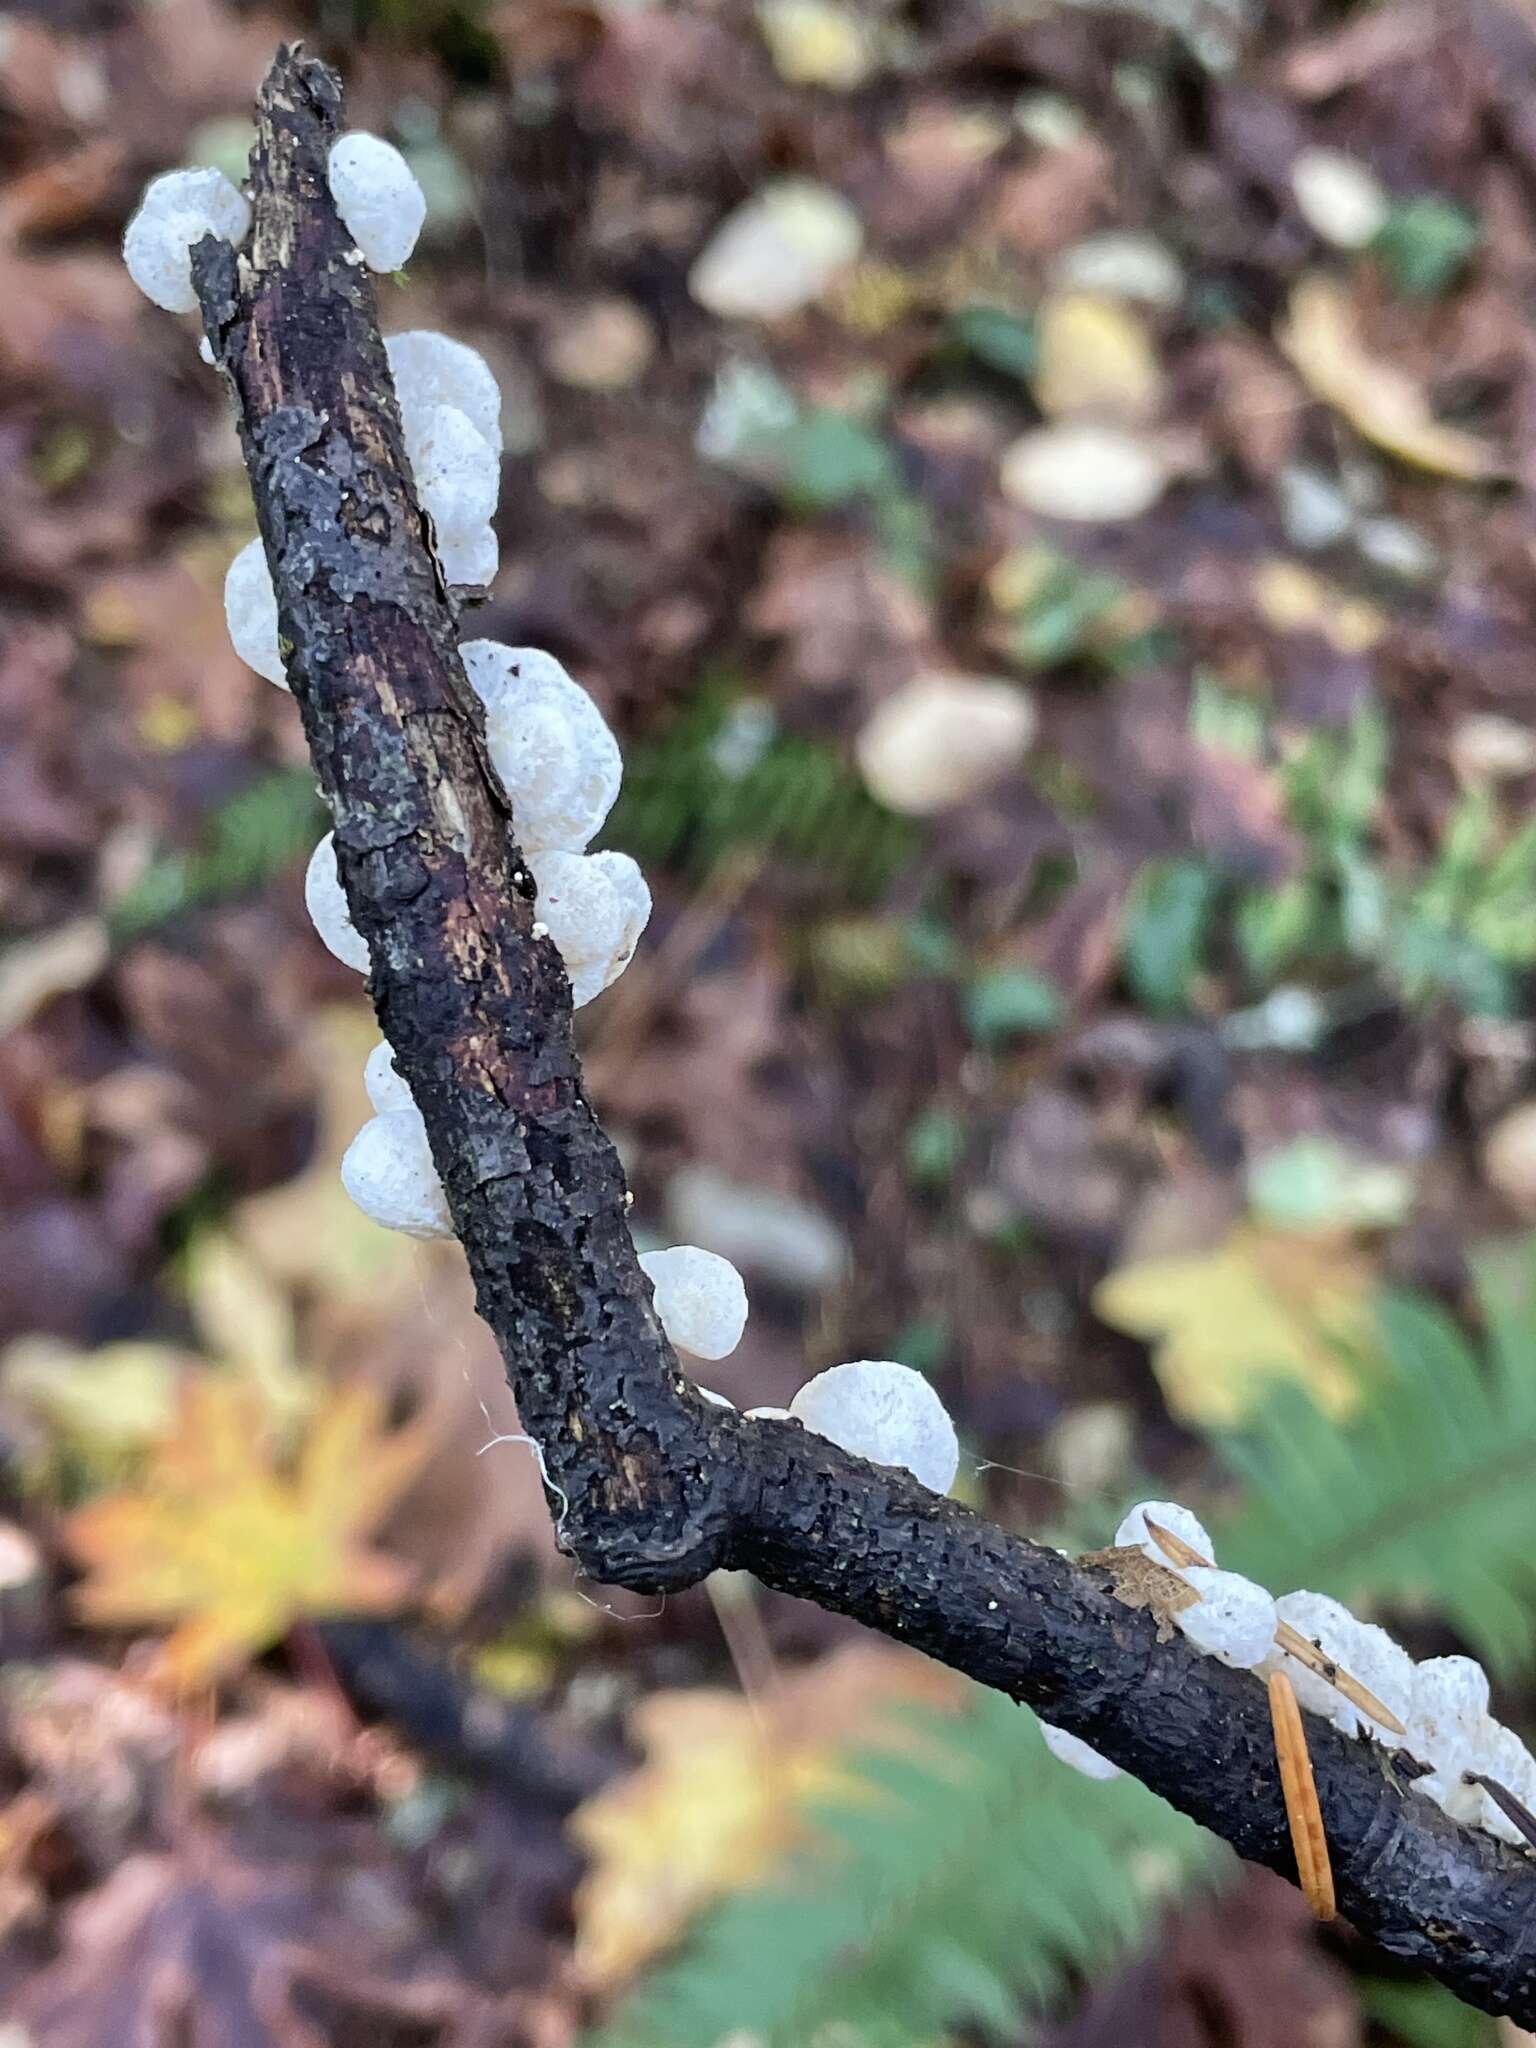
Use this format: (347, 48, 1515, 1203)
(196, 45, 1536, 2025)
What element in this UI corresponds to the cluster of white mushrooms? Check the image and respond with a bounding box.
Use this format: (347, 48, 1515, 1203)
(121, 127, 964, 1508)
(124, 137, 1532, 1858)
(1040, 1498, 1534, 1852)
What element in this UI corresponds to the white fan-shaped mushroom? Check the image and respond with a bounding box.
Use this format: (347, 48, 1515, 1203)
(1342, 1619, 1414, 1746)
(224, 538, 285, 687)
(123, 167, 251, 313)
(532, 850, 652, 1007)
(789, 1360, 959, 1495)
(1269, 1590, 1369, 1737)
(434, 522, 498, 589)
(459, 642, 622, 854)
(1407, 1656, 1492, 1819)
(363, 1040, 413, 1114)
(1470, 1720, 1536, 1845)
(1114, 1500, 1213, 1577)
(303, 833, 370, 973)
(1039, 1721, 1123, 1781)
(406, 402, 500, 540)
(386, 330, 503, 455)
(1176, 1567, 1277, 1670)
(340, 1107, 452, 1238)
(640, 1246, 748, 1360)
(326, 132, 426, 273)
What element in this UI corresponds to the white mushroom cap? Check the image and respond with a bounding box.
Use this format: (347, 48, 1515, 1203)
(223, 538, 285, 687)
(789, 1360, 960, 1495)
(1470, 1720, 1536, 1845)
(532, 849, 651, 1007)
(304, 832, 370, 973)
(434, 521, 498, 589)
(1407, 1656, 1493, 1815)
(123, 167, 251, 312)
(640, 1246, 749, 1360)
(406, 402, 500, 539)
(1343, 1620, 1414, 1746)
(326, 132, 426, 273)
(1270, 1590, 1370, 1736)
(1176, 1567, 1277, 1670)
(387, 330, 504, 456)
(1039, 1721, 1123, 1781)
(340, 1107, 452, 1238)
(460, 642, 622, 855)
(363, 1040, 413, 1114)
(1113, 1500, 1213, 1576)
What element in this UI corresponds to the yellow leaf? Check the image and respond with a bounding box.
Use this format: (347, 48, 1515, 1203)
(1036, 292, 1162, 423)
(234, 1005, 427, 1308)
(64, 1375, 428, 1687)
(1278, 275, 1501, 480)
(570, 1643, 965, 1992)
(1, 1337, 188, 1484)
(1093, 1222, 1378, 1427)
(182, 1232, 313, 1429)
(1253, 557, 1386, 655)
(757, 0, 875, 89)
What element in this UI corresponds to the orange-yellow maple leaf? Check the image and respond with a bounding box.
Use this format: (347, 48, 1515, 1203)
(65, 1374, 427, 1687)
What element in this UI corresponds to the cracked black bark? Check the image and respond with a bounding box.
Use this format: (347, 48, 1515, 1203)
(194, 44, 1536, 2025)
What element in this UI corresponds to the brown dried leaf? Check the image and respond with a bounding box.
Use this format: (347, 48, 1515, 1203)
(1080, 1543, 1198, 1641)
(1279, 275, 1502, 480)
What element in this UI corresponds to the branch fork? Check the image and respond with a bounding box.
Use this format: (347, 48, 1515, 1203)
(194, 44, 1536, 2024)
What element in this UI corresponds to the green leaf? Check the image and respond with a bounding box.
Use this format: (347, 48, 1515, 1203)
(1375, 196, 1480, 298)
(890, 1313, 950, 1374)
(781, 409, 898, 510)
(1010, 563, 1127, 669)
(1358, 1976, 1498, 2048)
(905, 1108, 966, 1189)
(1121, 858, 1218, 1016)
(1246, 1136, 1414, 1232)
(965, 966, 1063, 1044)
(949, 304, 1038, 381)
(1236, 875, 1324, 982)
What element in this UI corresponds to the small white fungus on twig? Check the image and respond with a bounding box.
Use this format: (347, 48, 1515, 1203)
(340, 1105, 452, 1238)
(303, 832, 370, 974)
(223, 538, 285, 687)
(460, 641, 622, 855)
(327, 132, 426, 273)
(639, 1246, 749, 1360)
(789, 1360, 960, 1495)
(123, 167, 251, 313)
(1175, 1566, 1277, 1670)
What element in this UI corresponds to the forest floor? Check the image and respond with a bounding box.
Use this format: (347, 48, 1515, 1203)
(4, 1, 1536, 2042)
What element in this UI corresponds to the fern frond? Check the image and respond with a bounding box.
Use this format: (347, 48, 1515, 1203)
(110, 767, 327, 940)
(601, 681, 918, 902)
(1214, 1241, 1536, 1676)
(585, 1686, 1217, 2048)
